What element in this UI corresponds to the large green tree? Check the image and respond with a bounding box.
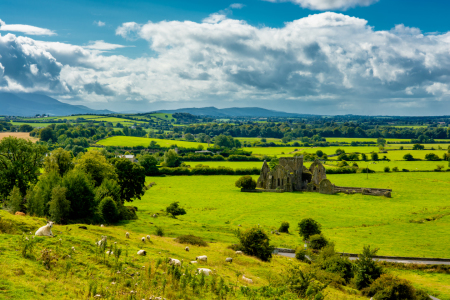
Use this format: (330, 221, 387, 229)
(44, 148, 74, 177)
(139, 154, 159, 175)
(0, 137, 47, 198)
(74, 150, 117, 186)
(62, 169, 96, 219)
(113, 158, 146, 203)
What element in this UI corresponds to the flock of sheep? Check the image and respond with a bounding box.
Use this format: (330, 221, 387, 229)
(34, 222, 253, 284)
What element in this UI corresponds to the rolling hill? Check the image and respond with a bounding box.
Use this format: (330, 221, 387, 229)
(155, 106, 310, 117)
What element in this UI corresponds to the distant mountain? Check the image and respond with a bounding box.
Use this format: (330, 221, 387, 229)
(155, 107, 310, 117)
(0, 93, 114, 116)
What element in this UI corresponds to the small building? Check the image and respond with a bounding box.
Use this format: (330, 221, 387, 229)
(195, 150, 213, 154)
(118, 155, 136, 163)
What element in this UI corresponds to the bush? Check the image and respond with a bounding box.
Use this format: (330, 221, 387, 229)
(235, 175, 257, 190)
(155, 226, 164, 237)
(354, 245, 383, 290)
(298, 218, 321, 240)
(384, 166, 390, 172)
(239, 227, 274, 261)
(166, 201, 186, 217)
(309, 234, 328, 250)
(6, 186, 23, 214)
(392, 166, 399, 172)
(362, 274, 416, 300)
(403, 153, 414, 161)
(425, 153, 440, 161)
(49, 186, 71, 224)
(278, 221, 290, 233)
(98, 197, 119, 223)
(175, 235, 208, 247)
(295, 248, 310, 262)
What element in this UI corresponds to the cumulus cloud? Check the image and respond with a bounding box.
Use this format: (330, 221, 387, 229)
(94, 21, 106, 27)
(84, 40, 131, 51)
(3, 12, 450, 114)
(0, 19, 56, 36)
(264, 0, 379, 11)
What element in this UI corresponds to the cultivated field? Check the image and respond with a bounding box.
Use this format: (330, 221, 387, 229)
(0, 132, 38, 142)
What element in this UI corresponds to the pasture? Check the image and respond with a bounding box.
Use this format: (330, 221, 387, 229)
(0, 132, 38, 142)
(97, 136, 208, 148)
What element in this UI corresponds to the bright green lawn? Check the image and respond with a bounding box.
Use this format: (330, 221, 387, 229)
(129, 172, 450, 258)
(98, 136, 208, 148)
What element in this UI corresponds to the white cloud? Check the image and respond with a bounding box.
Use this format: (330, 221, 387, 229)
(94, 21, 106, 27)
(0, 19, 56, 36)
(3, 12, 450, 114)
(230, 3, 245, 9)
(264, 0, 379, 10)
(84, 40, 131, 51)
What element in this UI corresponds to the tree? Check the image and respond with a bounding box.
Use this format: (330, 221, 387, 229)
(235, 175, 256, 190)
(298, 218, 321, 240)
(74, 150, 117, 186)
(376, 137, 386, 147)
(0, 137, 47, 198)
(19, 124, 33, 132)
(62, 169, 96, 220)
(413, 143, 425, 150)
(39, 127, 55, 142)
(239, 227, 274, 261)
(403, 153, 414, 161)
(163, 149, 181, 167)
(139, 154, 159, 176)
(94, 179, 121, 205)
(371, 153, 379, 161)
(184, 133, 195, 141)
(425, 153, 440, 161)
(6, 186, 23, 213)
(309, 234, 328, 250)
(113, 158, 146, 203)
(44, 148, 73, 177)
(49, 186, 70, 224)
(361, 153, 367, 161)
(166, 201, 186, 217)
(27, 171, 61, 217)
(316, 150, 324, 158)
(354, 245, 383, 289)
(214, 134, 235, 149)
(98, 196, 118, 223)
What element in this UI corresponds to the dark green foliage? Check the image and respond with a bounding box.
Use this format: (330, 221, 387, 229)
(62, 169, 96, 220)
(0, 137, 47, 198)
(175, 235, 208, 246)
(139, 154, 159, 175)
(113, 158, 146, 203)
(425, 153, 440, 161)
(316, 244, 353, 283)
(413, 144, 425, 150)
(235, 175, 256, 190)
(354, 245, 383, 290)
(6, 186, 23, 214)
(155, 226, 164, 237)
(238, 227, 274, 261)
(371, 153, 379, 161)
(298, 218, 322, 240)
(94, 179, 121, 205)
(403, 153, 414, 161)
(166, 201, 187, 217)
(278, 221, 290, 233)
(362, 274, 416, 300)
(18, 124, 33, 132)
(163, 149, 181, 167)
(384, 166, 390, 172)
(49, 186, 70, 224)
(98, 197, 119, 223)
(295, 248, 310, 262)
(39, 127, 55, 142)
(309, 234, 328, 250)
(27, 171, 61, 217)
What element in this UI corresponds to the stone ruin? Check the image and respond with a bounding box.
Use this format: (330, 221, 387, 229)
(255, 156, 392, 196)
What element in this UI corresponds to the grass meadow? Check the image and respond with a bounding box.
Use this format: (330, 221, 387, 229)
(97, 136, 209, 148)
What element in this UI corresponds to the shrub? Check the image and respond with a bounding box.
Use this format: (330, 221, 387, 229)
(384, 166, 390, 172)
(239, 227, 274, 261)
(392, 166, 399, 172)
(98, 197, 119, 223)
(298, 218, 321, 240)
(6, 186, 23, 214)
(166, 201, 186, 217)
(49, 186, 71, 224)
(278, 221, 290, 233)
(235, 175, 256, 190)
(337, 160, 348, 167)
(309, 234, 328, 250)
(403, 153, 414, 161)
(425, 153, 440, 161)
(362, 274, 415, 300)
(354, 245, 383, 290)
(155, 226, 164, 237)
(175, 235, 208, 247)
(295, 248, 310, 262)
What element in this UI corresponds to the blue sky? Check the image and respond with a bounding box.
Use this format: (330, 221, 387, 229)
(1, 0, 450, 115)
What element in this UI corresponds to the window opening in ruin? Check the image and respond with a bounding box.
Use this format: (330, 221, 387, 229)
(278, 178, 280, 186)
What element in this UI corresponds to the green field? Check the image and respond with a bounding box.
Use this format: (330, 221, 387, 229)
(129, 172, 450, 259)
(98, 136, 208, 148)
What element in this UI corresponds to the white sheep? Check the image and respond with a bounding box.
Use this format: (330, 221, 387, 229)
(96, 236, 107, 246)
(35, 221, 54, 237)
(137, 250, 147, 256)
(190, 261, 198, 264)
(126, 232, 130, 238)
(225, 257, 233, 263)
(71, 247, 76, 253)
(106, 250, 113, 255)
(141, 237, 146, 242)
(100, 224, 105, 227)
(168, 258, 181, 266)
(196, 255, 207, 262)
(146, 235, 151, 241)
(197, 268, 212, 276)
(235, 251, 243, 255)
(185, 246, 189, 252)
(242, 275, 253, 284)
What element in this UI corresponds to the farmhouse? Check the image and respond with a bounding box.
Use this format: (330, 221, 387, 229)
(118, 154, 136, 162)
(256, 156, 392, 196)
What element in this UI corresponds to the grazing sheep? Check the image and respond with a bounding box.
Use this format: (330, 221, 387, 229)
(225, 257, 233, 263)
(196, 268, 212, 276)
(242, 275, 253, 284)
(35, 221, 54, 237)
(146, 235, 151, 241)
(185, 246, 189, 252)
(100, 224, 105, 227)
(190, 261, 198, 264)
(168, 258, 181, 266)
(71, 247, 76, 252)
(141, 237, 146, 242)
(196, 255, 207, 262)
(235, 251, 243, 255)
(96, 236, 107, 246)
(106, 250, 113, 255)
(125, 232, 130, 238)
(137, 250, 147, 256)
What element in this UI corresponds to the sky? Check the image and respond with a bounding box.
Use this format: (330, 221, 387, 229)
(1, 0, 450, 115)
